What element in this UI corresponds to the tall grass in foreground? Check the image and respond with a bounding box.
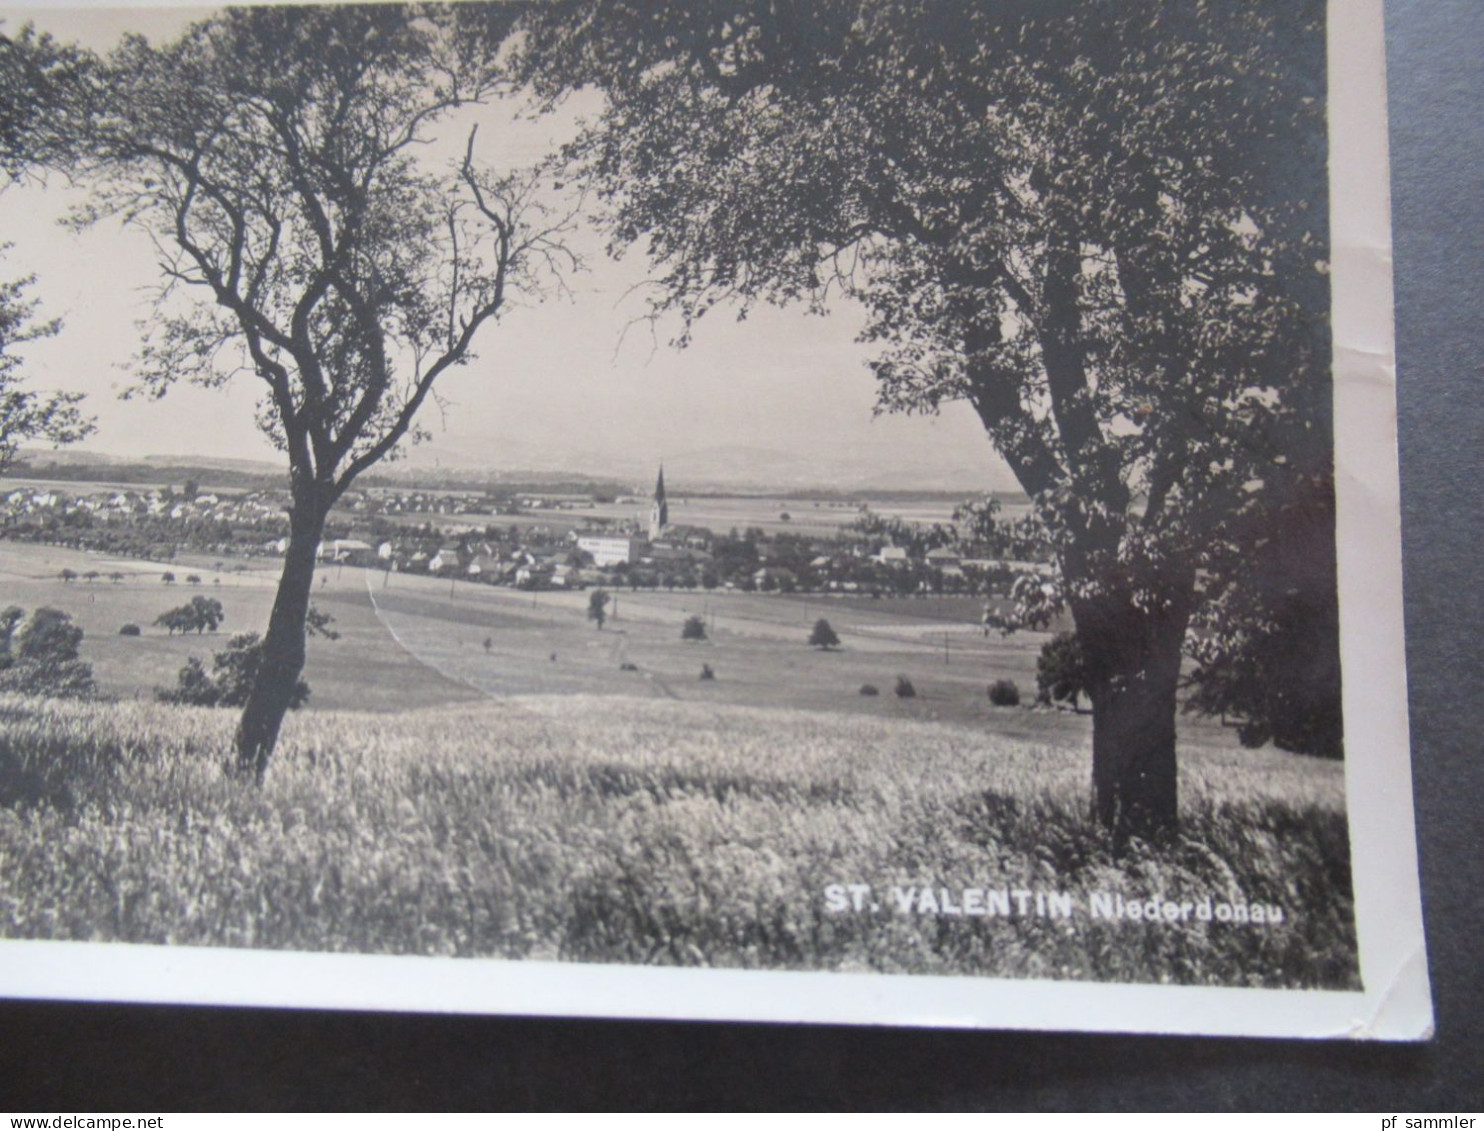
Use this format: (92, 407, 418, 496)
(0, 694, 1358, 988)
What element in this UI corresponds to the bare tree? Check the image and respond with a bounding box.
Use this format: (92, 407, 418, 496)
(78, 6, 576, 778)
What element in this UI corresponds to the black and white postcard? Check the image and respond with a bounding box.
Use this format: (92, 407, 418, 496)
(0, 0, 1431, 1038)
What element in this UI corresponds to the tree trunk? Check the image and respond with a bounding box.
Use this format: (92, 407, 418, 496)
(1074, 583, 1193, 846)
(234, 497, 325, 782)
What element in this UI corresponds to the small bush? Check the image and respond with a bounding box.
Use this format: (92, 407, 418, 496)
(894, 675, 916, 698)
(988, 679, 1021, 707)
(681, 615, 707, 642)
(118, 624, 141, 637)
(858, 683, 879, 697)
(698, 663, 715, 681)
(619, 662, 639, 672)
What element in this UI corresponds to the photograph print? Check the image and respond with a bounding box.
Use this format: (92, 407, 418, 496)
(0, 0, 1429, 1036)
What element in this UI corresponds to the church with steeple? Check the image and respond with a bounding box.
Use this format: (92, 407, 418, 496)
(648, 464, 669, 542)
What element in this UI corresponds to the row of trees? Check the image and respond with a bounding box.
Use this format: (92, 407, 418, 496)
(2, 3, 1342, 841)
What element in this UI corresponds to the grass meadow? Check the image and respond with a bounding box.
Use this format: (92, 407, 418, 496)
(0, 691, 1360, 988)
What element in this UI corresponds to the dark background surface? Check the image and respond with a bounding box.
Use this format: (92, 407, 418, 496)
(1, 0, 1480, 1111)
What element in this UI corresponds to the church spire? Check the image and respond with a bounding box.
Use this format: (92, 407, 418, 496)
(649, 464, 669, 542)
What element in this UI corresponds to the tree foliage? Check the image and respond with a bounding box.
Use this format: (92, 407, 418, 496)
(1184, 475, 1342, 757)
(519, 0, 1337, 840)
(681, 614, 707, 642)
(1036, 631, 1090, 712)
(73, 5, 576, 778)
(808, 618, 840, 650)
(157, 632, 310, 711)
(154, 595, 225, 635)
(0, 605, 95, 698)
(1, 21, 93, 181)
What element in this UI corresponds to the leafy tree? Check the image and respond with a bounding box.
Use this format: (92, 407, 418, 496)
(157, 632, 310, 710)
(681, 614, 707, 642)
(190, 595, 225, 633)
(58, 568, 76, 583)
(161, 572, 175, 585)
(0, 605, 95, 698)
(808, 618, 840, 650)
(588, 587, 610, 630)
(305, 603, 340, 641)
(521, 0, 1336, 841)
(153, 606, 194, 636)
(1036, 631, 1090, 713)
(78, 6, 573, 779)
(0, 605, 22, 654)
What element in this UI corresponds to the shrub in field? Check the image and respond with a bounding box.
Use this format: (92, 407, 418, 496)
(118, 624, 141, 637)
(894, 675, 916, 698)
(681, 615, 707, 642)
(699, 663, 715, 681)
(0, 606, 95, 699)
(156, 632, 308, 710)
(808, 618, 840, 650)
(619, 662, 639, 672)
(988, 679, 1021, 707)
(858, 683, 879, 697)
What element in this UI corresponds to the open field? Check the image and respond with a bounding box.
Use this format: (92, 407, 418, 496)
(0, 692, 1358, 986)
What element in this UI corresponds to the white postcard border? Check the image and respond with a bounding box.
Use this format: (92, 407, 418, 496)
(0, 0, 1433, 1039)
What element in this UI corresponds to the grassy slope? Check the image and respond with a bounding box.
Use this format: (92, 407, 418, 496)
(0, 693, 1358, 989)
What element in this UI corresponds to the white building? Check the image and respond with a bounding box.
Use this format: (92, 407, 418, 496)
(577, 534, 645, 567)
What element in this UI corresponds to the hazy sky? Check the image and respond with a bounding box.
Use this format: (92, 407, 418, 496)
(0, 4, 1018, 492)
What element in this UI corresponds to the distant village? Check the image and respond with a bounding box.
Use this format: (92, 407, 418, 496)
(0, 467, 1051, 599)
